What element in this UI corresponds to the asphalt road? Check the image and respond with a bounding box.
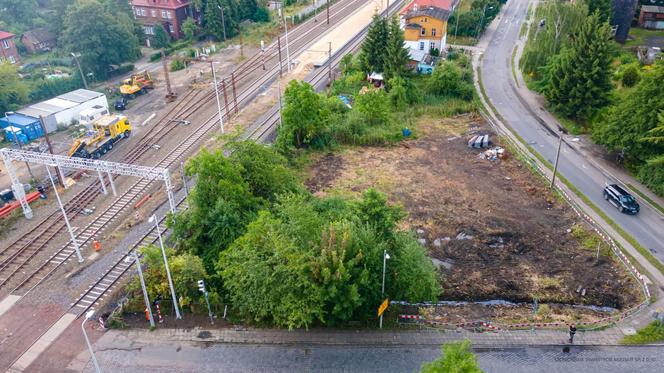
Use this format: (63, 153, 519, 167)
(83, 336, 663, 373)
(480, 0, 664, 258)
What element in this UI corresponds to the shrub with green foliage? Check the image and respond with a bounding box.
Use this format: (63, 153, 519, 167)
(621, 64, 641, 87)
(170, 59, 185, 71)
(420, 340, 484, 373)
(218, 190, 440, 329)
(277, 80, 331, 150)
(427, 60, 473, 100)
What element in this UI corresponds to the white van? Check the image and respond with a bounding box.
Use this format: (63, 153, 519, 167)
(79, 105, 110, 128)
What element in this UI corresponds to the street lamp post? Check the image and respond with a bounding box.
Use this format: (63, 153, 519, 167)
(81, 310, 102, 373)
(380, 250, 390, 329)
(149, 214, 182, 320)
(209, 61, 224, 133)
(46, 164, 84, 263)
(71, 52, 88, 89)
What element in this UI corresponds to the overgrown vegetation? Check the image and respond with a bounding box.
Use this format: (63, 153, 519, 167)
(519, 0, 664, 197)
(419, 340, 484, 373)
(447, 0, 506, 42)
(621, 321, 664, 344)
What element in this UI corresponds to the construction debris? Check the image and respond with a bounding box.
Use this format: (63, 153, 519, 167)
(479, 146, 505, 161)
(468, 134, 491, 148)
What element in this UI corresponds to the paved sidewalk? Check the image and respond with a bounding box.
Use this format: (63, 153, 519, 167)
(111, 320, 661, 348)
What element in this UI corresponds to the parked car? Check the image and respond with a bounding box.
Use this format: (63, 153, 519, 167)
(114, 97, 128, 111)
(603, 184, 640, 215)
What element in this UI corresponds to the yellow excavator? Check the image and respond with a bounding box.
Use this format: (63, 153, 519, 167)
(119, 70, 154, 99)
(68, 115, 132, 159)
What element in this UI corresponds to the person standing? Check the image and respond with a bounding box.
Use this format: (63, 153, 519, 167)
(569, 324, 577, 343)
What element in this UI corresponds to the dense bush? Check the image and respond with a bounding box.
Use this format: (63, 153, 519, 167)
(170, 59, 185, 71)
(218, 190, 440, 329)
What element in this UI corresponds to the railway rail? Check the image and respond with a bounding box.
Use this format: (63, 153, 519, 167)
(0, 0, 367, 297)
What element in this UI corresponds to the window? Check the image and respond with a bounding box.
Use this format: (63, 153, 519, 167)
(424, 18, 428, 22)
(166, 11, 172, 19)
(162, 10, 167, 18)
(151, 9, 157, 17)
(1, 39, 9, 49)
(430, 41, 436, 51)
(431, 28, 437, 37)
(144, 26, 155, 35)
(136, 7, 146, 16)
(419, 41, 425, 50)
(8, 55, 15, 64)
(420, 27, 426, 36)
(168, 24, 174, 33)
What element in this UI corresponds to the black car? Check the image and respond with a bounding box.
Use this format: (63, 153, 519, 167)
(603, 184, 640, 215)
(114, 97, 128, 111)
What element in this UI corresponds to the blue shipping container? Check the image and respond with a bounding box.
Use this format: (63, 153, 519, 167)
(0, 113, 42, 140)
(4, 127, 29, 145)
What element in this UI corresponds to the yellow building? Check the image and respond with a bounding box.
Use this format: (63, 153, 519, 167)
(401, 3, 451, 53)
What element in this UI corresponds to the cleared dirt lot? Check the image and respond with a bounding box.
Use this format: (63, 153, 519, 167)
(306, 114, 642, 322)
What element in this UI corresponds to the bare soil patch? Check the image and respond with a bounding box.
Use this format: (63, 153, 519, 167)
(306, 114, 641, 318)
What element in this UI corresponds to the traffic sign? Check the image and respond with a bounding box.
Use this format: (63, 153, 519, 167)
(378, 298, 389, 316)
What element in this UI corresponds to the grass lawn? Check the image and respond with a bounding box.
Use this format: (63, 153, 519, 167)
(448, 35, 477, 46)
(624, 27, 664, 48)
(621, 321, 664, 344)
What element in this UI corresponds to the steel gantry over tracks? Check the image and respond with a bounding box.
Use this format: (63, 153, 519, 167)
(0, 148, 176, 219)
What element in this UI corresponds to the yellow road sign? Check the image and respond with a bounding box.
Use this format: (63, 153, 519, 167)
(378, 298, 389, 316)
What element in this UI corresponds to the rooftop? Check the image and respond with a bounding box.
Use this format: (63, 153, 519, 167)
(404, 6, 452, 22)
(21, 28, 56, 44)
(641, 5, 664, 14)
(0, 31, 15, 40)
(131, 0, 191, 9)
(400, 0, 456, 15)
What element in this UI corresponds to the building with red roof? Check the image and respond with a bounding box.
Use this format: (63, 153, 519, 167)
(131, 0, 197, 45)
(0, 31, 20, 64)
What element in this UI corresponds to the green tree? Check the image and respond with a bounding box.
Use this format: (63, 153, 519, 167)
(384, 16, 410, 82)
(585, 0, 613, 22)
(360, 15, 389, 73)
(593, 61, 664, 171)
(130, 245, 208, 312)
(520, 1, 587, 80)
(388, 77, 408, 111)
(182, 17, 198, 40)
(277, 80, 330, 149)
(225, 140, 301, 201)
(420, 340, 484, 373)
(60, 0, 141, 79)
(355, 90, 390, 126)
(152, 25, 171, 49)
(203, 0, 226, 40)
(170, 148, 262, 271)
(0, 0, 38, 31)
(544, 12, 613, 120)
(0, 63, 30, 114)
(427, 60, 473, 100)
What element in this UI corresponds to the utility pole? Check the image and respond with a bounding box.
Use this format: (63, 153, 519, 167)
(38, 116, 63, 188)
(217, 5, 227, 41)
(149, 214, 182, 320)
(46, 164, 84, 263)
(261, 40, 266, 70)
(134, 250, 156, 328)
(283, 14, 291, 72)
(454, 0, 463, 43)
(278, 37, 283, 76)
(180, 161, 188, 196)
(161, 49, 175, 101)
(197, 280, 214, 325)
(71, 52, 88, 89)
(239, 26, 244, 59)
(386, 0, 390, 17)
(550, 130, 564, 189)
(327, 0, 330, 25)
(210, 61, 224, 133)
(328, 42, 333, 85)
(82, 311, 102, 373)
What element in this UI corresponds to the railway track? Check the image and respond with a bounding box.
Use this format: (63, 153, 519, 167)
(0, 0, 367, 296)
(69, 0, 405, 319)
(0, 0, 368, 298)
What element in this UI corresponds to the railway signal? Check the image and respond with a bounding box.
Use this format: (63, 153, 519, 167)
(197, 280, 214, 325)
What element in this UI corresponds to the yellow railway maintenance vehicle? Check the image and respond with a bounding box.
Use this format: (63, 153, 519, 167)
(119, 70, 154, 99)
(68, 115, 132, 159)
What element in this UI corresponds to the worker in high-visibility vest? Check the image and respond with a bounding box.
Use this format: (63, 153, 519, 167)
(93, 238, 101, 252)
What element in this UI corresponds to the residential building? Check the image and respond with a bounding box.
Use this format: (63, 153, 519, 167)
(401, 3, 452, 53)
(638, 5, 664, 29)
(21, 28, 57, 53)
(131, 0, 197, 45)
(0, 31, 20, 64)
